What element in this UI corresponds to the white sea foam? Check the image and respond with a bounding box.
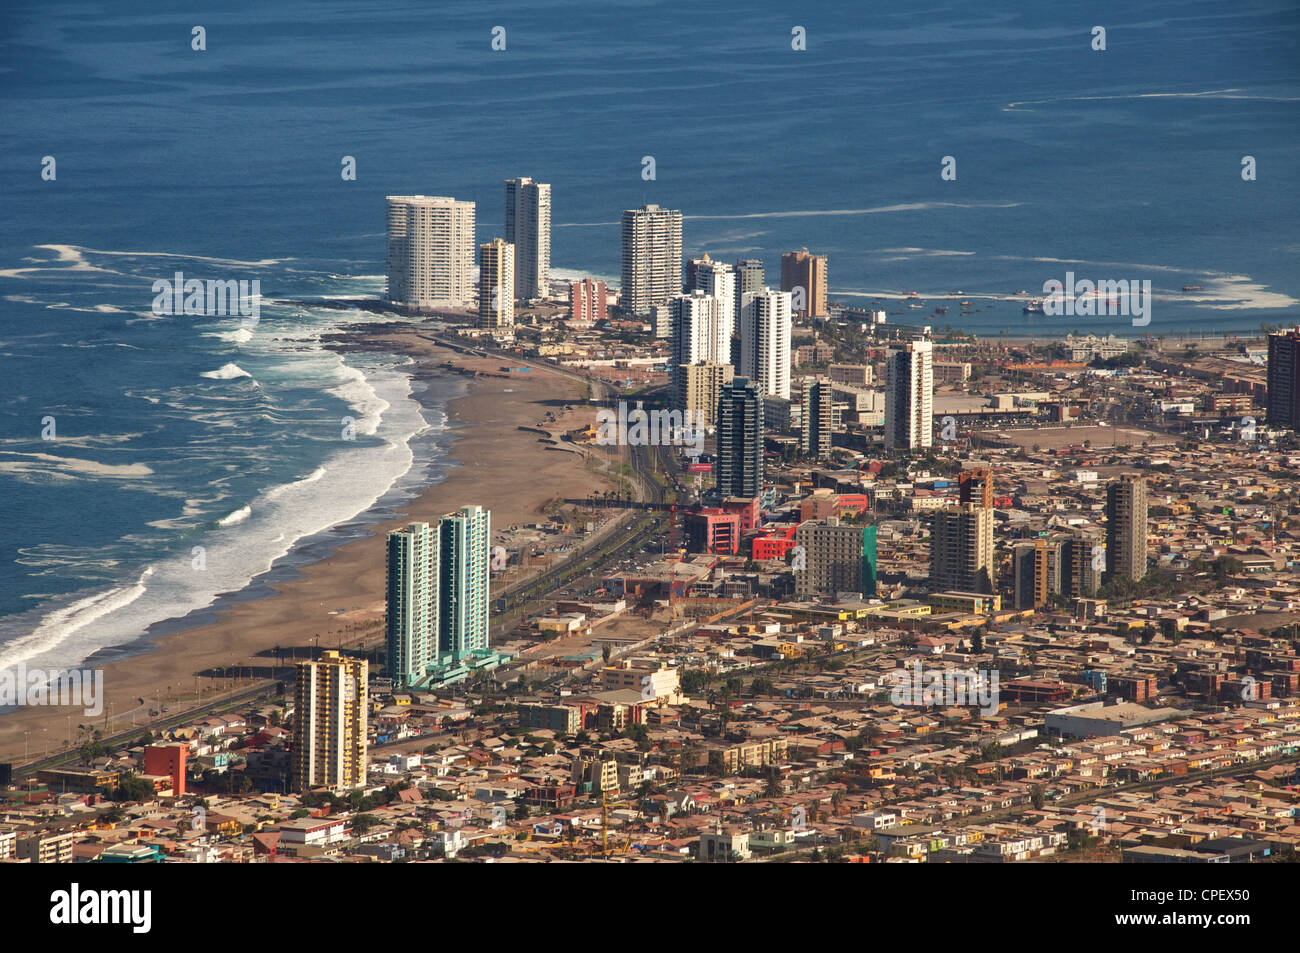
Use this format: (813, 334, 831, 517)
(557, 202, 1021, 228)
(0, 452, 153, 481)
(326, 362, 388, 436)
(203, 328, 255, 344)
(47, 244, 292, 268)
(0, 566, 153, 670)
(0, 341, 435, 677)
(217, 504, 252, 527)
(200, 362, 252, 380)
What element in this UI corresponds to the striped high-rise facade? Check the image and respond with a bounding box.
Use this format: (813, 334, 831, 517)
(385, 506, 494, 689)
(884, 339, 934, 450)
(292, 651, 368, 792)
(716, 377, 764, 499)
(386, 195, 476, 310)
(504, 177, 551, 300)
(620, 205, 682, 315)
(478, 238, 515, 328)
(739, 288, 792, 400)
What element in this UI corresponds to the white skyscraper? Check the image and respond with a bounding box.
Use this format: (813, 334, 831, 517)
(386, 196, 476, 310)
(739, 288, 792, 400)
(504, 177, 550, 301)
(670, 291, 729, 398)
(690, 255, 736, 362)
(884, 338, 934, 450)
(621, 204, 683, 315)
(478, 238, 515, 328)
(670, 291, 729, 366)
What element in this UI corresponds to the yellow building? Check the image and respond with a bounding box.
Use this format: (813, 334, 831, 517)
(292, 650, 368, 793)
(927, 591, 1002, 614)
(708, 738, 788, 774)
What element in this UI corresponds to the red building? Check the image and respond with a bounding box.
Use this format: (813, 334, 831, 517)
(685, 509, 740, 556)
(1109, 675, 1158, 703)
(143, 743, 188, 796)
(751, 525, 798, 560)
(569, 278, 608, 324)
(720, 496, 761, 532)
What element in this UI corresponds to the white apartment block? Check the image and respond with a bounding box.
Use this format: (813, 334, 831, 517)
(504, 177, 550, 300)
(670, 290, 729, 368)
(884, 338, 933, 450)
(386, 195, 476, 310)
(739, 288, 792, 400)
(621, 204, 682, 314)
(690, 255, 736, 359)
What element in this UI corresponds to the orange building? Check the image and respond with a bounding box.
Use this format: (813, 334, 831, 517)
(780, 248, 828, 318)
(144, 743, 188, 796)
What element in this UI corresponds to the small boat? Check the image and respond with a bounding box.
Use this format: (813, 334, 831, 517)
(1013, 290, 1028, 296)
(1182, 285, 1203, 292)
(1023, 299, 1045, 314)
(959, 300, 971, 307)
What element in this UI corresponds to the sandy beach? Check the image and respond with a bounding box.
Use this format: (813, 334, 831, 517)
(0, 328, 613, 764)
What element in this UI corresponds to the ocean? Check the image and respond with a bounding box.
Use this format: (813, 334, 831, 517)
(0, 0, 1297, 673)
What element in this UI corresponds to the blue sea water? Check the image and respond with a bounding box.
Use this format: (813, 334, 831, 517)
(0, 0, 1297, 671)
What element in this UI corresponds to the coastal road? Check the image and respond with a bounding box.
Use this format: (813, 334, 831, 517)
(12, 330, 670, 772)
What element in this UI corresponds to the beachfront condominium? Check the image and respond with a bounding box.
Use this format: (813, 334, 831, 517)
(930, 502, 995, 594)
(1105, 475, 1149, 584)
(504, 177, 550, 301)
(1267, 327, 1300, 430)
(800, 376, 836, 460)
(439, 505, 491, 660)
(716, 376, 764, 499)
(620, 204, 682, 315)
(386, 522, 438, 689)
(884, 338, 934, 450)
(781, 248, 829, 318)
(386, 195, 476, 310)
(386, 507, 495, 688)
(478, 238, 515, 328)
(292, 650, 368, 792)
(795, 517, 878, 600)
(676, 361, 733, 428)
(739, 288, 793, 400)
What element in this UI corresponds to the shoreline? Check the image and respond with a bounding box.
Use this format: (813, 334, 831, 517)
(0, 327, 613, 763)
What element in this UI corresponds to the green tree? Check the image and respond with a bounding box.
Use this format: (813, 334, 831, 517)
(109, 773, 156, 803)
